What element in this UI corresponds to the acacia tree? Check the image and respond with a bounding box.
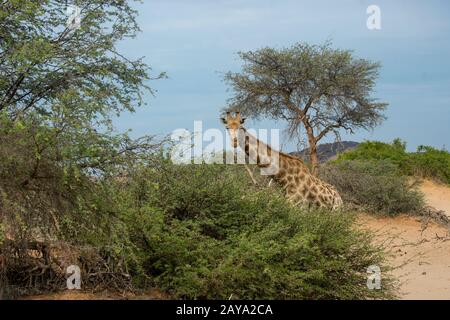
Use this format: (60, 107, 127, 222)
(0, 1, 166, 293)
(225, 42, 388, 175)
(0, 0, 165, 177)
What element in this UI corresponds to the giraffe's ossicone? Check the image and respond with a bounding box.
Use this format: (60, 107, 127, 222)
(222, 111, 343, 210)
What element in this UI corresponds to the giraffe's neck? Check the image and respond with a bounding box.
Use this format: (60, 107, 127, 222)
(236, 128, 312, 179)
(232, 129, 342, 210)
(236, 128, 280, 175)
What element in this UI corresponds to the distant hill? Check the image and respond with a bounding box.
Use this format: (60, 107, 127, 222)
(289, 141, 359, 163)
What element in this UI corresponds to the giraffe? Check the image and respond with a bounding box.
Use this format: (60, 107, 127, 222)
(221, 111, 343, 210)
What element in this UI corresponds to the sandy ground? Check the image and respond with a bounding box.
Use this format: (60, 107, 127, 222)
(420, 180, 450, 218)
(358, 179, 450, 300)
(358, 214, 450, 299)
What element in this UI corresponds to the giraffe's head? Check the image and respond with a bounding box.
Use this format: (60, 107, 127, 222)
(221, 111, 246, 148)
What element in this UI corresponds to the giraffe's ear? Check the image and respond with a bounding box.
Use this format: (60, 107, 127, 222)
(221, 117, 227, 124)
(240, 118, 246, 124)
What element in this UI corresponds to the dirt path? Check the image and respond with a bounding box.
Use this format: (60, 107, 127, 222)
(359, 180, 450, 300)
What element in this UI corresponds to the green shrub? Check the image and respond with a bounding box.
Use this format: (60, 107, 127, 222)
(118, 160, 396, 299)
(409, 146, 450, 184)
(0, 115, 398, 299)
(0, 116, 147, 295)
(336, 139, 450, 184)
(337, 139, 409, 169)
(320, 160, 424, 216)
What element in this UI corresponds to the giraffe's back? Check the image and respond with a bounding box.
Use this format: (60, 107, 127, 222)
(275, 155, 343, 210)
(322, 181, 343, 210)
(310, 176, 343, 210)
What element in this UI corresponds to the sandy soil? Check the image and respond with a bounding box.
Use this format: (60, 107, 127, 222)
(420, 179, 450, 218)
(358, 214, 450, 299)
(358, 179, 450, 300)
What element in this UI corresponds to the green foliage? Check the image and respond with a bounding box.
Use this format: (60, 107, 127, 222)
(0, 2, 398, 299)
(336, 139, 450, 184)
(0, 111, 399, 299)
(0, 0, 164, 265)
(337, 139, 408, 167)
(225, 41, 387, 129)
(116, 160, 395, 299)
(0, 0, 165, 123)
(320, 160, 424, 216)
(0, 118, 397, 299)
(409, 146, 450, 184)
(0, 111, 160, 294)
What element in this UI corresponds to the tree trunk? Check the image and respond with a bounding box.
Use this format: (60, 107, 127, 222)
(305, 125, 319, 176)
(309, 143, 319, 176)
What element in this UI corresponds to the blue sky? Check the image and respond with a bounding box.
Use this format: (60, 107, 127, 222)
(114, 0, 450, 152)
